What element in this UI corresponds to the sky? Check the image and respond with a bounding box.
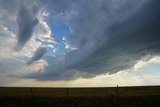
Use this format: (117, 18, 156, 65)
(0, 0, 160, 87)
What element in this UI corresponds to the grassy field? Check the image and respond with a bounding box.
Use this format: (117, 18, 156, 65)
(0, 86, 160, 107)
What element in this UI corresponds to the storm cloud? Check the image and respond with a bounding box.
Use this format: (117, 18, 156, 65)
(27, 47, 47, 65)
(1, 0, 160, 82)
(65, 0, 160, 74)
(15, 6, 39, 51)
(25, 0, 160, 80)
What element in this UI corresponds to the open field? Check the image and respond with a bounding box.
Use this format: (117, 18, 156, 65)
(0, 86, 160, 107)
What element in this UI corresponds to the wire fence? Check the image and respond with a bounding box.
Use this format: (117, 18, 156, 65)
(0, 85, 160, 98)
(0, 86, 160, 107)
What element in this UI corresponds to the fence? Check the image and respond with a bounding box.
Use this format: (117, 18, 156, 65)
(0, 85, 160, 98)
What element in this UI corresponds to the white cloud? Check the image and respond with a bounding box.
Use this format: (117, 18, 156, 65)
(132, 56, 160, 72)
(0, 0, 56, 84)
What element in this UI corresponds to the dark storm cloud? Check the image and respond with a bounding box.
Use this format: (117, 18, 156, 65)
(27, 47, 47, 65)
(15, 6, 39, 51)
(25, 0, 160, 80)
(65, 0, 160, 75)
(0, 0, 45, 37)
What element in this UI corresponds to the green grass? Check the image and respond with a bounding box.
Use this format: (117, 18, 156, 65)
(0, 86, 160, 107)
(0, 86, 160, 97)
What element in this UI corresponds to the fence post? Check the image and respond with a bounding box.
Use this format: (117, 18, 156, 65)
(116, 85, 119, 107)
(66, 88, 69, 98)
(30, 88, 35, 97)
(116, 85, 118, 100)
(66, 88, 70, 107)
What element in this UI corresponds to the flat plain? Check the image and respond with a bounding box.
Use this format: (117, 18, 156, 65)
(0, 86, 160, 107)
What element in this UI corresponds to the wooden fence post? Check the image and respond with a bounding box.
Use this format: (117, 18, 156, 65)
(116, 85, 119, 107)
(30, 88, 35, 97)
(66, 88, 69, 98)
(116, 85, 119, 100)
(66, 88, 70, 107)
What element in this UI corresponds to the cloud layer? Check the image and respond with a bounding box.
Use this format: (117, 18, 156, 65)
(25, 0, 160, 80)
(1, 0, 160, 83)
